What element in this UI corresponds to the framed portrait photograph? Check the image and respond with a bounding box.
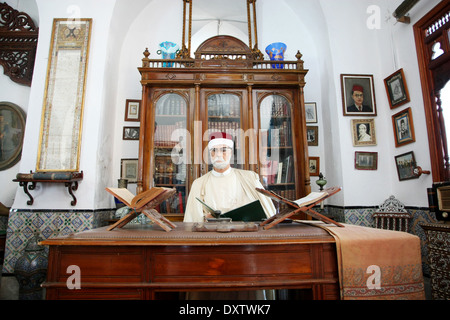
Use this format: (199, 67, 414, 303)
(0, 102, 26, 170)
(309, 156, 320, 176)
(351, 119, 377, 146)
(125, 99, 141, 122)
(121, 158, 138, 183)
(123, 126, 140, 140)
(392, 107, 416, 147)
(341, 74, 377, 117)
(395, 151, 418, 181)
(355, 151, 378, 170)
(305, 102, 317, 123)
(384, 69, 410, 109)
(307, 126, 319, 146)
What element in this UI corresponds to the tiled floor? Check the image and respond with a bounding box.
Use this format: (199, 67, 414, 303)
(0, 266, 432, 300)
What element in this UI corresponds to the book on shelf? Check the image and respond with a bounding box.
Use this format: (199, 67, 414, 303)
(106, 187, 177, 231)
(196, 198, 266, 222)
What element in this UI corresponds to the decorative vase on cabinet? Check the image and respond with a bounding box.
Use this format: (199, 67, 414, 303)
(265, 42, 287, 69)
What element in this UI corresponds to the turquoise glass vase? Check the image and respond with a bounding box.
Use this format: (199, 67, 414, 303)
(265, 42, 287, 69)
(157, 41, 179, 67)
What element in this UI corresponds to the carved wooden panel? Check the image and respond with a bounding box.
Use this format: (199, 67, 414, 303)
(0, 3, 38, 86)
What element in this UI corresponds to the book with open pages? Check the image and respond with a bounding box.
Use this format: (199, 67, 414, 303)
(256, 186, 344, 229)
(106, 187, 177, 231)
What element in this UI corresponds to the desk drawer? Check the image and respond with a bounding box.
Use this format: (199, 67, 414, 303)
(150, 244, 335, 283)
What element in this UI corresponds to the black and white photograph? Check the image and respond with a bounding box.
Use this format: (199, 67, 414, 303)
(384, 69, 410, 109)
(351, 119, 377, 146)
(123, 126, 140, 140)
(392, 107, 415, 147)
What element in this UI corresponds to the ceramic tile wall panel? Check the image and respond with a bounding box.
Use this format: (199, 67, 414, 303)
(2, 209, 113, 274)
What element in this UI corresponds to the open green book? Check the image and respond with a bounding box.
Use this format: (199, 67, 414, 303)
(196, 198, 266, 222)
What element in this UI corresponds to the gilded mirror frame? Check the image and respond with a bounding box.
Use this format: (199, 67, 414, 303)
(179, 0, 262, 59)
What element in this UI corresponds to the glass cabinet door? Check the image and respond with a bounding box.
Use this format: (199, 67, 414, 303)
(154, 93, 188, 214)
(206, 93, 243, 170)
(258, 94, 295, 210)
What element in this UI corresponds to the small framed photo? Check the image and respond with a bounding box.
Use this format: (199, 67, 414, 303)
(123, 126, 140, 140)
(121, 158, 138, 183)
(124, 99, 141, 121)
(351, 119, 377, 146)
(341, 74, 377, 116)
(384, 69, 410, 109)
(395, 151, 418, 181)
(392, 107, 415, 147)
(307, 126, 319, 146)
(355, 151, 378, 170)
(309, 157, 320, 176)
(305, 102, 317, 123)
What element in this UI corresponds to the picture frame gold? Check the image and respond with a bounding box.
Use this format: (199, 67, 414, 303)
(351, 118, 377, 146)
(392, 107, 415, 147)
(36, 18, 92, 172)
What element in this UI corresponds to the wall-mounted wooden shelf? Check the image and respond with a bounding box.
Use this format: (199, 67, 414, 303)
(14, 171, 83, 206)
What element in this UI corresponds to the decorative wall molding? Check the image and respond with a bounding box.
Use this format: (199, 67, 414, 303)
(0, 2, 38, 86)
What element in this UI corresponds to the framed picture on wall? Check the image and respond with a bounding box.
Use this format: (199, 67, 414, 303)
(351, 119, 377, 146)
(309, 156, 320, 176)
(355, 151, 378, 170)
(307, 126, 319, 146)
(384, 69, 410, 109)
(341, 74, 377, 116)
(392, 107, 415, 147)
(125, 99, 141, 122)
(121, 158, 138, 183)
(395, 151, 418, 181)
(305, 102, 317, 123)
(123, 126, 140, 140)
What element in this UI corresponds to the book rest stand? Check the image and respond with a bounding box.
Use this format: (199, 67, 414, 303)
(257, 186, 344, 230)
(107, 189, 177, 232)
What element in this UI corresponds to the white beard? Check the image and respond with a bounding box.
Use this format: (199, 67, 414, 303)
(212, 156, 230, 170)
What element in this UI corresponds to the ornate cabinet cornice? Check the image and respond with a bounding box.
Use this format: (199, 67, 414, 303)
(0, 2, 38, 86)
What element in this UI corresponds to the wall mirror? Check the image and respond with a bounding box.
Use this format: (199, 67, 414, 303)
(180, 0, 261, 59)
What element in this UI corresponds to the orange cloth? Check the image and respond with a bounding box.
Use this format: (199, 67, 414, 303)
(304, 221, 425, 300)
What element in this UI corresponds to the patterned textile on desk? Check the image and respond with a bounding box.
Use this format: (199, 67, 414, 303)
(305, 221, 425, 300)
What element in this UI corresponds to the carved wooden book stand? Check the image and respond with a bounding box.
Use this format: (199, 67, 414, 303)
(257, 186, 344, 230)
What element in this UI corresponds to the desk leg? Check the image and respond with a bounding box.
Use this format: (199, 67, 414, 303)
(19, 181, 36, 205)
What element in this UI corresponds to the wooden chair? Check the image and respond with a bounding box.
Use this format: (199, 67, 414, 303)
(373, 195, 411, 232)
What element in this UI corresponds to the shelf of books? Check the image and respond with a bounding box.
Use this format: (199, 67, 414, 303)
(258, 94, 295, 211)
(207, 93, 244, 171)
(154, 93, 188, 214)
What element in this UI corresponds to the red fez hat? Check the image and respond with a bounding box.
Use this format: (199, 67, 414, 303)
(208, 132, 234, 149)
(352, 85, 364, 92)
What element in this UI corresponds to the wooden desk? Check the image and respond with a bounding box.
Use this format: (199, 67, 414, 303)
(41, 222, 339, 300)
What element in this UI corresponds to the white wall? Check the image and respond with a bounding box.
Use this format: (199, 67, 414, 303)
(2, 0, 443, 211)
(12, 0, 117, 210)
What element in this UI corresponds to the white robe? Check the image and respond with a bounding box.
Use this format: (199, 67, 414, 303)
(184, 168, 276, 222)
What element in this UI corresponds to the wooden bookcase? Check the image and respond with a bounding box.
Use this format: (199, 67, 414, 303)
(138, 35, 310, 219)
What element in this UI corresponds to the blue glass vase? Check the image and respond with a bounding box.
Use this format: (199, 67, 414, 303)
(265, 42, 287, 69)
(157, 41, 179, 67)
